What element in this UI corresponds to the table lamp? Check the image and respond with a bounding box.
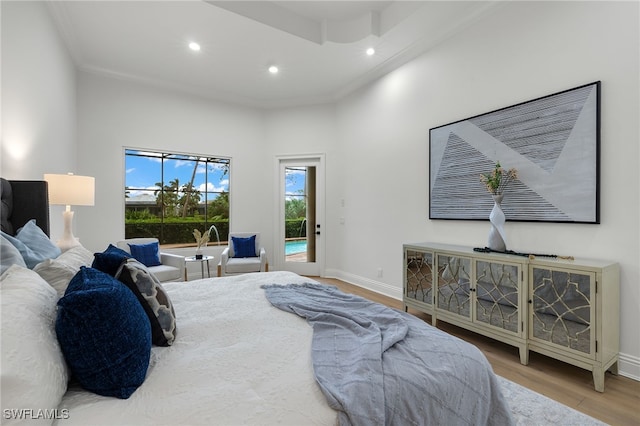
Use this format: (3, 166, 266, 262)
(44, 173, 95, 250)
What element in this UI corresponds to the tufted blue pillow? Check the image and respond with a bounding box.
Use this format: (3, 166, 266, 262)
(128, 241, 161, 267)
(56, 267, 151, 399)
(232, 235, 257, 258)
(92, 244, 132, 276)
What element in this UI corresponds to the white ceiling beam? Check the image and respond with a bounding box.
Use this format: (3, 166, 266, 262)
(206, 1, 387, 45)
(206, 1, 323, 44)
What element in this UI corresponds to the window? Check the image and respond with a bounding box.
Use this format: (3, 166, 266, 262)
(124, 149, 230, 246)
(284, 166, 307, 236)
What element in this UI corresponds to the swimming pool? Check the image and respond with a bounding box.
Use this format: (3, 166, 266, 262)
(285, 240, 307, 255)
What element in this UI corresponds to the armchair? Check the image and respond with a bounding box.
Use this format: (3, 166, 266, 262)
(218, 232, 268, 276)
(116, 238, 185, 283)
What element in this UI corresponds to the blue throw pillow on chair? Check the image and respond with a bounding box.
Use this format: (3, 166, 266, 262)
(128, 241, 162, 267)
(55, 266, 151, 399)
(232, 235, 257, 258)
(92, 244, 132, 276)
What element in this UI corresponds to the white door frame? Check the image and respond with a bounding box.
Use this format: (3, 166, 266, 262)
(274, 154, 325, 276)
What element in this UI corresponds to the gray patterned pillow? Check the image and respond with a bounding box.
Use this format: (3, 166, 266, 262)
(116, 259, 177, 346)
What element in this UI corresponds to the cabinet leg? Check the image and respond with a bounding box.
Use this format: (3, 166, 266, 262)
(608, 361, 619, 376)
(592, 367, 605, 392)
(519, 345, 529, 365)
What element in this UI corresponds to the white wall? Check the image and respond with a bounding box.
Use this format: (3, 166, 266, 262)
(263, 105, 339, 269)
(333, 1, 639, 378)
(76, 72, 267, 255)
(0, 1, 77, 239)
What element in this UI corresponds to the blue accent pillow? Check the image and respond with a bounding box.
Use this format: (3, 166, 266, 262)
(1, 234, 27, 273)
(232, 235, 257, 258)
(128, 242, 161, 267)
(1, 220, 60, 269)
(56, 267, 151, 399)
(16, 219, 61, 259)
(92, 244, 132, 276)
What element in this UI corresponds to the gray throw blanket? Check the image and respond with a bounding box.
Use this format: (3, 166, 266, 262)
(262, 283, 514, 426)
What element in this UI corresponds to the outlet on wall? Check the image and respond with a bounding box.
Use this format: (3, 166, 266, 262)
(377, 268, 383, 277)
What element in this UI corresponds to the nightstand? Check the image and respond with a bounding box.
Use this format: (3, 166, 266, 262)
(184, 255, 214, 281)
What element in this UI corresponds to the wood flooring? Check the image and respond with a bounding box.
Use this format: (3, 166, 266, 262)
(312, 277, 640, 426)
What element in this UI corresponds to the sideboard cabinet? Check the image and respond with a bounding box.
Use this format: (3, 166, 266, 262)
(403, 242, 619, 392)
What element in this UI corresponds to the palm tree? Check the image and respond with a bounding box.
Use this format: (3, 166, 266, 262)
(181, 160, 199, 218)
(154, 178, 180, 217)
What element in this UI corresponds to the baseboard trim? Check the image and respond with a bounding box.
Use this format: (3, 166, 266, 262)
(324, 268, 403, 300)
(323, 268, 639, 383)
(618, 353, 640, 381)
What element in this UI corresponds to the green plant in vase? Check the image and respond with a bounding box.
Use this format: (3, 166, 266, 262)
(480, 161, 518, 195)
(479, 161, 518, 252)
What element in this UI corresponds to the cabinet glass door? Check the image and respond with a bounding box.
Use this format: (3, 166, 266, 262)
(475, 261, 520, 334)
(437, 255, 471, 318)
(530, 267, 594, 355)
(405, 250, 433, 306)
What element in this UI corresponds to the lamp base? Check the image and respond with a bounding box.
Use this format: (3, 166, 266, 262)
(57, 209, 81, 251)
(57, 237, 81, 251)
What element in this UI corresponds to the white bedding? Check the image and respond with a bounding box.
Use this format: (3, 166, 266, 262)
(56, 271, 337, 425)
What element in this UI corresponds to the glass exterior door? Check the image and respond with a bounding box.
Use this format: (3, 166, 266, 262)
(284, 166, 316, 264)
(277, 156, 324, 276)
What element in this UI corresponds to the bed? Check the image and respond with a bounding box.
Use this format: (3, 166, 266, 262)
(1, 178, 514, 426)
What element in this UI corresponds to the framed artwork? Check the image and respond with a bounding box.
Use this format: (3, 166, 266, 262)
(429, 81, 600, 223)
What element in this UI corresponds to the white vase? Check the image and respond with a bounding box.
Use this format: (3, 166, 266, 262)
(488, 194, 507, 252)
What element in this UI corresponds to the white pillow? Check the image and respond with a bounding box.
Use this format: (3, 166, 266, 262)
(33, 245, 94, 297)
(0, 264, 69, 425)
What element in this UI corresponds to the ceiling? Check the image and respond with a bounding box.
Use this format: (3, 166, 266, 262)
(48, 1, 501, 108)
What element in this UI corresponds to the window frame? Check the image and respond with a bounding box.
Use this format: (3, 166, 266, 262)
(124, 148, 231, 247)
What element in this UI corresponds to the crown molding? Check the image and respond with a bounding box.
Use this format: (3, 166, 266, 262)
(46, 1, 85, 67)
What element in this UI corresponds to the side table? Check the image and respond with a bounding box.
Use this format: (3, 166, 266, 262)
(184, 255, 214, 281)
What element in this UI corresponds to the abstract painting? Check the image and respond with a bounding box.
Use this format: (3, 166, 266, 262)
(429, 81, 600, 223)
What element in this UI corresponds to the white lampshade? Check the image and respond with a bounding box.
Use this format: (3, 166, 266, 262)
(44, 173, 95, 206)
(44, 173, 95, 251)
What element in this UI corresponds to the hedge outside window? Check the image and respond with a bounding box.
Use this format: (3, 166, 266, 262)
(124, 149, 230, 246)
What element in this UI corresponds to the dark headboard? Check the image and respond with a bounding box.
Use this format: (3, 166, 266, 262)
(0, 178, 50, 237)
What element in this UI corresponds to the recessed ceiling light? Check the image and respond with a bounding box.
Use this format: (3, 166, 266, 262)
(268, 65, 279, 74)
(366, 47, 375, 56)
(188, 42, 201, 52)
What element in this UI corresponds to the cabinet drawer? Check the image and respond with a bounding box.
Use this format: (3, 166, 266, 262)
(404, 249, 434, 306)
(436, 254, 471, 318)
(475, 260, 522, 336)
(529, 266, 595, 357)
